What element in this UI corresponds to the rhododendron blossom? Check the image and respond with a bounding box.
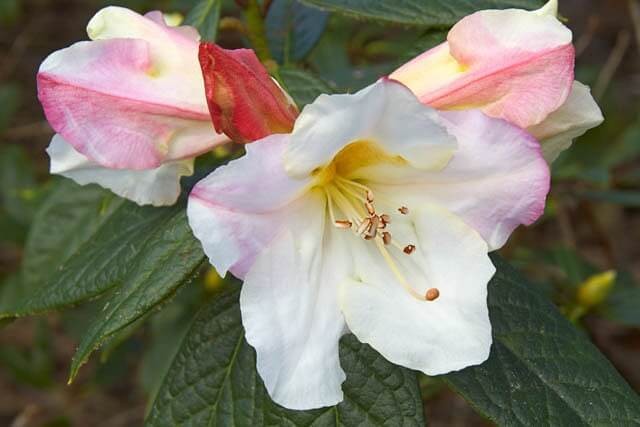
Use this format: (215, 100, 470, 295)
(36, 7, 294, 206)
(187, 79, 550, 409)
(390, 0, 603, 162)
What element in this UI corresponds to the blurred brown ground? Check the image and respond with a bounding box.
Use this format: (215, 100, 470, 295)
(1, 0, 639, 426)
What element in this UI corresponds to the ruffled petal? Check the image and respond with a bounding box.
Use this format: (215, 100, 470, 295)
(528, 81, 604, 163)
(47, 134, 193, 206)
(187, 134, 311, 278)
(285, 79, 456, 178)
(37, 7, 226, 170)
(241, 194, 349, 410)
(340, 203, 493, 376)
(373, 109, 550, 250)
(390, 6, 574, 129)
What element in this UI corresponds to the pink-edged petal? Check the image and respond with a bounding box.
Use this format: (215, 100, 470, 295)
(374, 109, 550, 250)
(47, 134, 193, 206)
(529, 81, 604, 163)
(241, 195, 349, 410)
(340, 203, 493, 375)
(187, 133, 311, 278)
(390, 7, 574, 129)
(38, 7, 226, 169)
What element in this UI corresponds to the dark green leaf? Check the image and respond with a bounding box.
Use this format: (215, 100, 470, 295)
(20, 180, 121, 289)
(279, 67, 333, 107)
(0, 144, 38, 227)
(298, 0, 544, 27)
(186, 0, 222, 41)
(145, 287, 425, 426)
(445, 255, 640, 426)
(69, 210, 205, 381)
(266, 0, 329, 63)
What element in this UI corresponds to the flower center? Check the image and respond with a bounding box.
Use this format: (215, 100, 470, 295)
(323, 176, 439, 302)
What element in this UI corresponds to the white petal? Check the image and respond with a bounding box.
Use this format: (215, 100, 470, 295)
(340, 203, 493, 376)
(528, 81, 604, 163)
(241, 193, 349, 410)
(284, 79, 456, 178)
(47, 134, 193, 206)
(187, 134, 311, 278)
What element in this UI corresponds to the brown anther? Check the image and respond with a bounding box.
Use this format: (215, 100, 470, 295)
(366, 190, 374, 203)
(398, 206, 409, 215)
(365, 201, 375, 216)
(382, 232, 392, 245)
(378, 221, 387, 229)
(380, 214, 391, 224)
(403, 244, 416, 255)
(356, 218, 371, 235)
(334, 220, 352, 229)
(367, 216, 380, 238)
(425, 288, 440, 301)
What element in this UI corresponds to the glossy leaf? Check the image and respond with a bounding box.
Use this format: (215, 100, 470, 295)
(69, 210, 206, 381)
(279, 67, 333, 107)
(265, 0, 329, 63)
(298, 0, 544, 27)
(186, 0, 222, 41)
(145, 287, 425, 426)
(445, 256, 640, 426)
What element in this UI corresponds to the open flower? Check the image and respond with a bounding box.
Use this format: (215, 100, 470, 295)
(37, 7, 226, 205)
(187, 79, 550, 409)
(390, 0, 603, 162)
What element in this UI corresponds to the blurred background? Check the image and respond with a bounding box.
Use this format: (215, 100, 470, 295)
(0, 0, 639, 425)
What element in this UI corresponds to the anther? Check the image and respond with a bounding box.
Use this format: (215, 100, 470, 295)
(380, 214, 391, 224)
(403, 244, 416, 255)
(382, 232, 392, 245)
(366, 190, 374, 203)
(398, 206, 409, 215)
(334, 220, 352, 229)
(367, 216, 380, 239)
(365, 201, 375, 216)
(425, 288, 440, 301)
(357, 218, 371, 236)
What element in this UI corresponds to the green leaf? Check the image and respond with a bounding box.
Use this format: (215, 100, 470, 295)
(186, 0, 222, 41)
(69, 210, 205, 381)
(298, 0, 544, 27)
(265, 0, 329, 64)
(20, 180, 122, 289)
(279, 67, 333, 107)
(145, 288, 425, 426)
(0, 143, 38, 227)
(445, 256, 640, 426)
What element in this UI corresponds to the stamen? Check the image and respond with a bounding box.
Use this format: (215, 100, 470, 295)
(380, 214, 391, 224)
(367, 216, 380, 239)
(366, 190, 374, 203)
(357, 218, 372, 235)
(334, 220, 352, 229)
(398, 206, 409, 215)
(403, 244, 416, 255)
(425, 288, 440, 301)
(382, 231, 392, 245)
(365, 201, 375, 216)
(375, 239, 426, 301)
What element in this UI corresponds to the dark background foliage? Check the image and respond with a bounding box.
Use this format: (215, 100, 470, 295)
(0, 0, 639, 425)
